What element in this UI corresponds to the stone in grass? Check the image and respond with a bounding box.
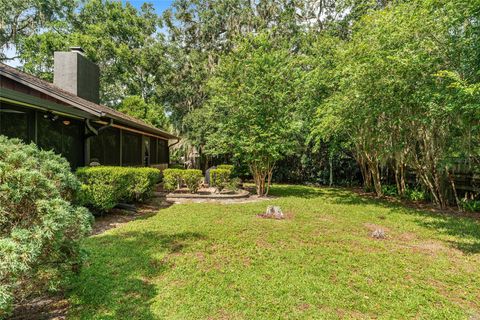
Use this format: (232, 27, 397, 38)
(262, 205, 284, 220)
(371, 229, 387, 239)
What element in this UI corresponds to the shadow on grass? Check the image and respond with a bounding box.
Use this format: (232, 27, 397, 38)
(69, 231, 205, 319)
(271, 184, 480, 255)
(268, 184, 355, 199)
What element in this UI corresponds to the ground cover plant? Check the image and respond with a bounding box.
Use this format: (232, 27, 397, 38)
(68, 185, 480, 319)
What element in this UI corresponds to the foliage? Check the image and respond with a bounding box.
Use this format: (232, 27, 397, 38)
(0, 136, 92, 316)
(69, 184, 480, 319)
(163, 168, 203, 193)
(312, 0, 480, 207)
(163, 168, 185, 191)
(3, 0, 480, 207)
(182, 169, 203, 193)
(216, 164, 233, 172)
(381, 185, 398, 197)
(209, 169, 231, 192)
(404, 188, 427, 202)
(0, 0, 74, 61)
(202, 33, 307, 196)
(118, 96, 169, 130)
(460, 199, 480, 212)
(76, 166, 160, 212)
(15, 0, 166, 105)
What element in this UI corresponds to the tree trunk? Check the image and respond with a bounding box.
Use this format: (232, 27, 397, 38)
(446, 167, 461, 211)
(250, 161, 274, 197)
(370, 163, 383, 197)
(329, 152, 333, 187)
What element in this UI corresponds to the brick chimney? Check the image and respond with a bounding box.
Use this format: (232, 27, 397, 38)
(53, 47, 100, 103)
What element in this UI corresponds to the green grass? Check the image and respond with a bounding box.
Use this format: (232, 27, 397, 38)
(68, 185, 480, 319)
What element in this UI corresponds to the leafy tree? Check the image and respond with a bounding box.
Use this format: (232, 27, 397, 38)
(202, 33, 306, 196)
(15, 0, 165, 105)
(0, 0, 75, 61)
(118, 95, 169, 130)
(313, 0, 480, 206)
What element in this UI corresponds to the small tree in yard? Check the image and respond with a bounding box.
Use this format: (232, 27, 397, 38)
(203, 33, 304, 196)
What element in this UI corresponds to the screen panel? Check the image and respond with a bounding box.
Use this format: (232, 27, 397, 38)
(150, 138, 158, 164)
(158, 139, 169, 164)
(89, 126, 121, 165)
(122, 131, 142, 166)
(37, 112, 84, 169)
(0, 102, 35, 142)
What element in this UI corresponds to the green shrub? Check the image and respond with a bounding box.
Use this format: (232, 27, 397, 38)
(182, 169, 203, 193)
(210, 168, 231, 191)
(405, 188, 426, 201)
(129, 168, 161, 201)
(226, 177, 241, 191)
(0, 136, 92, 316)
(163, 168, 185, 191)
(217, 164, 234, 172)
(381, 185, 398, 197)
(77, 166, 160, 211)
(163, 169, 203, 193)
(460, 198, 480, 212)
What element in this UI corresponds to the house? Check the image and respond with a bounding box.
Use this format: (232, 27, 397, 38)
(0, 47, 178, 169)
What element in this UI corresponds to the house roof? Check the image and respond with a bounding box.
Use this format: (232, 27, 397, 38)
(0, 63, 179, 140)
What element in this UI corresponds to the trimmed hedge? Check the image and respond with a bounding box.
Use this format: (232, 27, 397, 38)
(163, 168, 203, 193)
(216, 164, 234, 172)
(163, 168, 184, 191)
(210, 168, 231, 191)
(183, 169, 203, 193)
(77, 166, 160, 212)
(0, 136, 92, 316)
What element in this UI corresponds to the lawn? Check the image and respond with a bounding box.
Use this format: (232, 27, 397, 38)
(68, 185, 480, 319)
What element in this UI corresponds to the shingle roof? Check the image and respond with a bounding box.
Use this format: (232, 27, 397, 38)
(0, 63, 178, 140)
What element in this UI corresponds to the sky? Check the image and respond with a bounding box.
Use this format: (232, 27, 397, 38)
(3, 0, 175, 68)
(123, 0, 174, 12)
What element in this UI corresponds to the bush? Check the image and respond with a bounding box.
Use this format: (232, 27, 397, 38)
(216, 164, 234, 172)
(381, 185, 398, 197)
(128, 168, 161, 201)
(163, 168, 203, 193)
(182, 169, 203, 193)
(163, 168, 185, 191)
(460, 198, 480, 212)
(77, 166, 160, 212)
(0, 136, 92, 316)
(210, 168, 232, 191)
(405, 187, 426, 201)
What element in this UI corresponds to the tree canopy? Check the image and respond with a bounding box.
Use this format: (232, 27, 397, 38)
(1, 0, 478, 205)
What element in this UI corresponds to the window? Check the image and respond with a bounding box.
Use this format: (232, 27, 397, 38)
(89, 126, 120, 165)
(122, 131, 142, 166)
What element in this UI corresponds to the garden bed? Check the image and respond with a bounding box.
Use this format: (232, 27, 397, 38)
(166, 188, 249, 201)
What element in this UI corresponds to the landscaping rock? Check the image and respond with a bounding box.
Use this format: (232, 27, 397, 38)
(371, 229, 387, 239)
(262, 205, 284, 219)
